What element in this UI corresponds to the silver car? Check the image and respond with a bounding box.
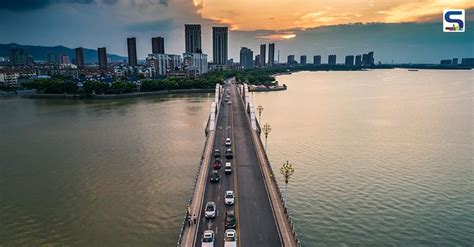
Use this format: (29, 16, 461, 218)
(205, 201, 216, 219)
(201, 230, 215, 247)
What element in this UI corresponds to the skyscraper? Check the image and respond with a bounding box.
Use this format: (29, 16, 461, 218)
(59, 53, 70, 64)
(9, 48, 33, 67)
(287, 55, 296, 65)
(268, 43, 275, 67)
(240, 47, 254, 69)
(255, 54, 261, 67)
(313, 55, 321, 65)
(345, 55, 354, 66)
(328, 54, 337, 65)
(75, 47, 84, 69)
(300, 55, 307, 65)
(212, 27, 228, 65)
(185, 24, 202, 53)
(127, 37, 138, 66)
(98, 47, 107, 69)
(355, 55, 362, 66)
(260, 44, 266, 67)
(152, 37, 165, 54)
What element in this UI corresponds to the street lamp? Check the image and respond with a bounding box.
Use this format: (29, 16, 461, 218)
(257, 105, 264, 123)
(280, 161, 295, 209)
(262, 123, 271, 151)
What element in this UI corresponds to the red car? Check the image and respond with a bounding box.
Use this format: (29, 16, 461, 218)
(213, 160, 221, 170)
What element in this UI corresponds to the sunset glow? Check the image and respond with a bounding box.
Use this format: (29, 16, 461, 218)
(197, 0, 474, 31)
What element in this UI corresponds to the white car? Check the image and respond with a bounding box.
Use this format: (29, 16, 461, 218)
(225, 190, 234, 205)
(225, 138, 231, 146)
(224, 229, 237, 247)
(225, 162, 232, 174)
(205, 201, 216, 219)
(201, 230, 215, 247)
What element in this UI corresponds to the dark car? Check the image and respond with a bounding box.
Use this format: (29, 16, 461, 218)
(225, 148, 233, 159)
(213, 149, 221, 158)
(213, 160, 221, 170)
(210, 170, 220, 183)
(225, 210, 236, 229)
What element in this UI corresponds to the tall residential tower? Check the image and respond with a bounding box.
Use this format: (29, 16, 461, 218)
(127, 37, 138, 66)
(185, 24, 202, 53)
(212, 27, 228, 65)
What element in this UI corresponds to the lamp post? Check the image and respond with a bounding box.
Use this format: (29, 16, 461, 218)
(280, 160, 295, 209)
(257, 105, 264, 123)
(262, 123, 271, 151)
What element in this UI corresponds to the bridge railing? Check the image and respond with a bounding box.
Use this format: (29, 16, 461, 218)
(254, 116, 301, 246)
(177, 83, 223, 246)
(239, 82, 300, 246)
(176, 125, 211, 246)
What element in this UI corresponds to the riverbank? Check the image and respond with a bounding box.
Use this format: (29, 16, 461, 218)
(21, 88, 215, 99)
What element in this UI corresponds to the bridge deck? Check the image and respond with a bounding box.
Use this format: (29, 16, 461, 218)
(191, 81, 281, 247)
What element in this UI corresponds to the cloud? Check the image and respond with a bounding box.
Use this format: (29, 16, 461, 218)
(0, 0, 117, 11)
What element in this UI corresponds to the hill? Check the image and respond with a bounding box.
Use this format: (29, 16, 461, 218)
(0, 43, 127, 63)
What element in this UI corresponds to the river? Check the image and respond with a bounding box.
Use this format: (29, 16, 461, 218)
(1, 69, 472, 246)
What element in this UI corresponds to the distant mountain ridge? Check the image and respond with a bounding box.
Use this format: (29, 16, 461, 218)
(0, 43, 127, 63)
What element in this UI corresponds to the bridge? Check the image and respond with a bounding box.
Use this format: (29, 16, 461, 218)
(177, 78, 300, 247)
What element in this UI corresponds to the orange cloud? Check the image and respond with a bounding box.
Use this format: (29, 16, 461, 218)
(195, 0, 474, 30)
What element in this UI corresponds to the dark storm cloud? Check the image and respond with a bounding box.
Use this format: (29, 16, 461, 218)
(0, 0, 118, 11)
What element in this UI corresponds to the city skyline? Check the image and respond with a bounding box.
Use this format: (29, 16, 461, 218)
(0, 2, 473, 63)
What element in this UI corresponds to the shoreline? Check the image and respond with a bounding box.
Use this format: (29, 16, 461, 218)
(20, 88, 215, 99)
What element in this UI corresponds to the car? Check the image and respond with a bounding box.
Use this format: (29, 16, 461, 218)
(225, 148, 233, 159)
(225, 99, 229, 103)
(224, 162, 232, 174)
(213, 160, 221, 170)
(201, 230, 215, 247)
(227, 101, 232, 105)
(210, 170, 220, 183)
(205, 202, 216, 219)
(213, 149, 220, 158)
(225, 190, 234, 205)
(225, 138, 231, 146)
(224, 229, 237, 247)
(225, 210, 236, 229)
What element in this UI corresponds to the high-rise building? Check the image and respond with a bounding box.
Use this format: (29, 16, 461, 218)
(152, 37, 165, 54)
(240, 47, 254, 69)
(345, 55, 354, 66)
(260, 44, 266, 67)
(300, 55, 307, 65)
(313, 55, 321, 65)
(98, 47, 107, 69)
(212, 27, 228, 65)
(127, 37, 138, 66)
(328, 54, 337, 65)
(183, 52, 208, 77)
(355, 55, 362, 66)
(362, 52, 374, 66)
(75, 47, 84, 69)
(9, 48, 33, 67)
(59, 53, 70, 64)
(268, 43, 275, 67)
(185, 24, 202, 53)
(255, 54, 261, 67)
(452, 58, 458, 65)
(287, 55, 296, 65)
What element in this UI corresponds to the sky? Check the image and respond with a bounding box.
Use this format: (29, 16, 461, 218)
(0, 0, 473, 63)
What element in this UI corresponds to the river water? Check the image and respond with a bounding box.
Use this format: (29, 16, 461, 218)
(1, 69, 473, 246)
